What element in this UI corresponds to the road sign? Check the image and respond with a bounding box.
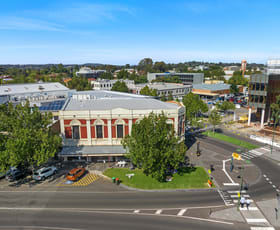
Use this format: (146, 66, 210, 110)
(232, 153, 241, 160)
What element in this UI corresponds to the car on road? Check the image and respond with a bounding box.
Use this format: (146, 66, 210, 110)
(32, 166, 57, 181)
(66, 167, 86, 181)
(5, 169, 26, 182)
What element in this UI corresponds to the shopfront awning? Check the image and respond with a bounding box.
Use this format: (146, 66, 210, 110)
(59, 145, 127, 156)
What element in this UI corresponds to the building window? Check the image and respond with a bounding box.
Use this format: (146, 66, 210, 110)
(96, 125, 103, 138)
(72, 126, 80, 139)
(117, 124, 124, 138)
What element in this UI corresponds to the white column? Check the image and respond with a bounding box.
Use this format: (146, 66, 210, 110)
(261, 108, 265, 129)
(108, 119, 112, 144)
(60, 118, 65, 137)
(174, 116, 178, 135)
(86, 120, 91, 144)
(129, 119, 133, 135)
(248, 108, 252, 126)
(233, 112, 236, 121)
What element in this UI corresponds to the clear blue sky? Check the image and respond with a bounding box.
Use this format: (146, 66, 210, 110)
(0, 0, 279, 64)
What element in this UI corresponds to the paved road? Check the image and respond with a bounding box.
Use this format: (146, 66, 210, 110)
(0, 189, 223, 209)
(0, 208, 245, 230)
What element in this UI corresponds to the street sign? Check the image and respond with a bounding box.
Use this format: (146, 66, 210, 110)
(232, 153, 241, 160)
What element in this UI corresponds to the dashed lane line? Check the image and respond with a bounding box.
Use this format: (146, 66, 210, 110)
(155, 209, 162, 215)
(240, 207, 259, 211)
(134, 210, 140, 213)
(250, 227, 275, 230)
(246, 218, 268, 223)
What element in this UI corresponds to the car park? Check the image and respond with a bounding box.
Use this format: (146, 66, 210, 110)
(32, 166, 57, 181)
(66, 167, 86, 181)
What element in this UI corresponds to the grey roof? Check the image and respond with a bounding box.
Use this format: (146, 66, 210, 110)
(0, 82, 70, 96)
(64, 97, 179, 111)
(148, 83, 192, 90)
(73, 90, 150, 99)
(59, 145, 126, 155)
(192, 83, 230, 91)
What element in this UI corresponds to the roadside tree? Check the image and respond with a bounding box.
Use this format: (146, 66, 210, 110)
(0, 102, 61, 171)
(140, 85, 157, 96)
(122, 112, 187, 182)
(216, 101, 235, 113)
(182, 92, 208, 126)
(208, 109, 222, 133)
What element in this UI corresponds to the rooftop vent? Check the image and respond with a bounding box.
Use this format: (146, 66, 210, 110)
(38, 85, 45, 90)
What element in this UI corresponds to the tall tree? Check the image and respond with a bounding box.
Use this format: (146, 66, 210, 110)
(122, 112, 187, 182)
(0, 102, 61, 171)
(160, 94, 167, 102)
(230, 84, 239, 94)
(167, 92, 174, 101)
(111, 81, 129, 93)
(208, 109, 222, 133)
(138, 58, 153, 73)
(140, 85, 157, 96)
(153, 61, 167, 72)
(100, 72, 114, 80)
(216, 101, 235, 113)
(182, 92, 208, 125)
(228, 74, 248, 86)
(117, 69, 130, 79)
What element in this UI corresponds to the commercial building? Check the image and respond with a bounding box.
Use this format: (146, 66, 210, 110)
(58, 90, 185, 162)
(76, 67, 106, 79)
(192, 83, 243, 99)
(92, 79, 135, 91)
(147, 72, 204, 85)
(131, 83, 192, 100)
(248, 59, 280, 128)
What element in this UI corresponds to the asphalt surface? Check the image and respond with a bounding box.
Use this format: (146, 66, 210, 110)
(0, 209, 244, 230)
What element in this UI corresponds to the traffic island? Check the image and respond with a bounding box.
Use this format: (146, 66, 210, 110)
(103, 167, 213, 190)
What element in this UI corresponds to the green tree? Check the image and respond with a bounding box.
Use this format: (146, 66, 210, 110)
(160, 94, 167, 101)
(68, 76, 91, 91)
(0, 102, 61, 171)
(122, 112, 187, 182)
(228, 74, 248, 86)
(230, 84, 239, 94)
(140, 85, 157, 96)
(216, 101, 235, 112)
(182, 92, 208, 125)
(153, 61, 167, 72)
(167, 92, 174, 101)
(100, 72, 114, 80)
(138, 58, 153, 73)
(208, 109, 222, 133)
(111, 81, 129, 93)
(117, 69, 130, 79)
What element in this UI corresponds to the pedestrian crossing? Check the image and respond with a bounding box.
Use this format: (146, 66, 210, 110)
(221, 189, 274, 229)
(57, 173, 100, 186)
(240, 146, 269, 160)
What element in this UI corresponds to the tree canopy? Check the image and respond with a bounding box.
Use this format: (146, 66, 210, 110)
(140, 85, 157, 96)
(182, 92, 208, 125)
(0, 102, 61, 171)
(111, 81, 129, 93)
(122, 112, 187, 182)
(68, 76, 92, 91)
(230, 84, 239, 94)
(216, 101, 235, 112)
(208, 109, 221, 133)
(228, 74, 248, 86)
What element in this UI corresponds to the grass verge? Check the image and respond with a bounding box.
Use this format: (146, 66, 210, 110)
(103, 167, 211, 189)
(203, 131, 259, 150)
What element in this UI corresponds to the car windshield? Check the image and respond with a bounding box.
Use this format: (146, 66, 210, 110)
(67, 173, 74, 176)
(34, 172, 39, 176)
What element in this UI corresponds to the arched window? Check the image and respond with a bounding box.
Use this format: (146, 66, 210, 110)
(94, 120, 104, 139)
(70, 120, 81, 139)
(115, 119, 125, 138)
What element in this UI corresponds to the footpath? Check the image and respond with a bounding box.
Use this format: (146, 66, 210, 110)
(186, 133, 280, 230)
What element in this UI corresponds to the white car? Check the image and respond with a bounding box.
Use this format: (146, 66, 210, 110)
(33, 166, 57, 181)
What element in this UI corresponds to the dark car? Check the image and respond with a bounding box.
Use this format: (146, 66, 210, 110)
(5, 169, 26, 182)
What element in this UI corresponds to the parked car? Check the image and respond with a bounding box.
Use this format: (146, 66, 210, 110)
(32, 166, 57, 181)
(66, 167, 86, 181)
(5, 169, 26, 182)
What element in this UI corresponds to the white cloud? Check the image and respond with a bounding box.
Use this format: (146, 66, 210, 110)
(0, 17, 64, 31)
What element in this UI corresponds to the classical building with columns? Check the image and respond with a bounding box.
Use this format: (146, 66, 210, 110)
(248, 59, 280, 128)
(58, 90, 185, 162)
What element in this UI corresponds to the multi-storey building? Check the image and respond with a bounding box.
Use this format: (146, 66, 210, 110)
(92, 79, 135, 91)
(58, 90, 185, 162)
(76, 67, 106, 79)
(147, 72, 204, 85)
(248, 59, 280, 128)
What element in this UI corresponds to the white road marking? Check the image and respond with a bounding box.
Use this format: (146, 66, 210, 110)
(246, 218, 268, 223)
(241, 155, 251, 159)
(230, 194, 250, 198)
(134, 210, 140, 213)
(223, 183, 239, 186)
(276, 189, 280, 192)
(245, 152, 256, 158)
(272, 185, 276, 188)
(222, 159, 238, 185)
(177, 209, 186, 216)
(249, 150, 264, 156)
(266, 178, 270, 181)
(218, 190, 231, 206)
(227, 190, 247, 193)
(250, 227, 275, 230)
(260, 147, 270, 152)
(263, 174, 267, 177)
(233, 199, 253, 203)
(240, 207, 259, 211)
(155, 209, 162, 215)
(269, 181, 273, 184)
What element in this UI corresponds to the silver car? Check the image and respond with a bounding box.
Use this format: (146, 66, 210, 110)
(33, 166, 57, 181)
